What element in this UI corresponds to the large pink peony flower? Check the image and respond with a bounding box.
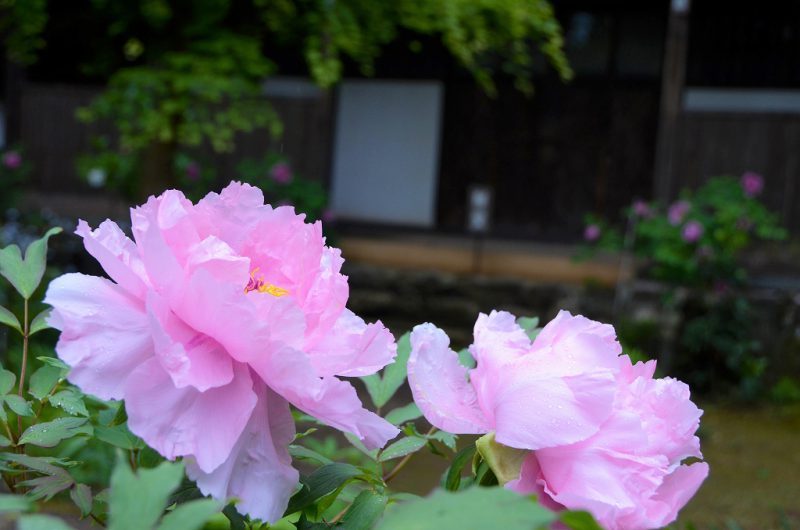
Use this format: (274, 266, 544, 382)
(408, 310, 708, 530)
(45, 182, 399, 521)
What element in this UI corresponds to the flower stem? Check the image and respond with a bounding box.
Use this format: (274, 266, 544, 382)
(17, 298, 29, 436)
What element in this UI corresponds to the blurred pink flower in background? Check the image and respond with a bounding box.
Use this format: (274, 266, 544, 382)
(2, 151, 21, 169)
(584, 224, 601, 242)
(321, 208, 336, 223)
(668, 200, 690, 226)
(741, 171, 764, 197)
(408, 311, 708, 530)
(185, 161, 201, 181)
(632, 199, 652, 218)
(270, 162, 293, 184)
(45, 182, 398, 522)
(682, 220, 704, 243)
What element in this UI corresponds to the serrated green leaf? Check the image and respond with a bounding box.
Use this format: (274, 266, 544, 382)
(18, 472, 74, 501)
(50, 389, 89, 417)
(70, 484, 93, 517)
(28, 364, 64, 401)
(0, 227, 62, 299)
(108, 455, 185, 530)
(384, 403, 422, 426)
(378, 437, 427, 462)
(0, 368, 16, 395)
(18, 514, 77, 530)
(0, 453, 73, 475)
(361, 332, 411, 408)
(0, 493, 33, 513)
(444, 444, 476, 491)
(340, 490, 388, 530)
(287, 463, 366, 514)
(378, 487, 555, 530)
(28, 308, 53, 336)
(428, 431, 457, 451)
(0, 305, 21, 334)
(19, 417, 91, 447)
(157, 498, 223, 530)
(4, 394, 33, 416)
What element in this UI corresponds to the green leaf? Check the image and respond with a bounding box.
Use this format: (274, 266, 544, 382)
(70, 484, 93, 517)
(457, 348, 476, 369)
(18, 472, 74, 501)
(19, 417, 91, 447)
(287, 463, 366, 514)
(428, 431, 457, 452)
(444, 445, 476, 491)
(340, 490, 388, 530)
(516, 316, 541, 340)
(49, 389, 89, 417)
(36, 356, 70, 371)
(0, 368, 16, 395)
(344, 432, 379, 460)
(0, 434, 12, 447)
(361, 332, 411, 408)
(289, 444, 334, 466)
(4, 394, 34, 416)
(378, 488, 555, 530)
(28, 364, 64, 401)
(157, 498, 223, 530)
(108, 456, 185, 530)
(560, 510, 604, 530)
(0, 453, 69, 475)
(384, 403, 422, 426)
(223, 504, 247, 530)
(94, 423, 143, 450)
(0, 227, 62, 299)
(0, 493, 33, 513)
(28, 308, 53, 336)
(378, 436, 427, 462)
(18, 514, 77, 530)
(0, 305, 21, 334)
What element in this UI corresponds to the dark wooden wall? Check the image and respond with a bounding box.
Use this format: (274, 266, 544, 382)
(18, 82, 334, 194)
(670, 111, 800, 231)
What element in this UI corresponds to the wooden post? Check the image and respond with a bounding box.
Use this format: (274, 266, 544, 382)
(653, 0, 691, 203)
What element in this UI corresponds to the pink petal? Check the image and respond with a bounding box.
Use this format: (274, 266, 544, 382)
(300, 247, 349, 347)
(640, 462, 709, 528)
(407, 324, 490, 434)
(125, 358, 257, 473)
(252, 345, 398, 449)
(44, 273, 152, 400)
(533, 310, 621, 358)
(506, 452, 564, 512)
(192, 182, 271, 254)
(492, 366, 617, 450)
(186, 383, 299, 523)
(76, 219, 149, 298)
(470, 311, 531, 370)
(306, 309, 396, 377)
(130, 196, 186, 297)
(146, 290, 234, 391)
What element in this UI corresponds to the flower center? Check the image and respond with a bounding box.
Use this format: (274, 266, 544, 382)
(244, 268, 289, 297)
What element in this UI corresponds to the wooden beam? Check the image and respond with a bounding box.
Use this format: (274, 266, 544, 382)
(653, 0, 691, 203)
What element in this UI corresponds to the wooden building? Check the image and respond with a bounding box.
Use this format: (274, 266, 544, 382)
(2, 0, 800, 245)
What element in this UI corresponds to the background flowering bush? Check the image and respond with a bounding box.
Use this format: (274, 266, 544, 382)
(580, 174, 788, 397)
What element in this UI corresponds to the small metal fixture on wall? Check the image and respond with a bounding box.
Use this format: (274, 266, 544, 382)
(467, 184, 493, 273)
